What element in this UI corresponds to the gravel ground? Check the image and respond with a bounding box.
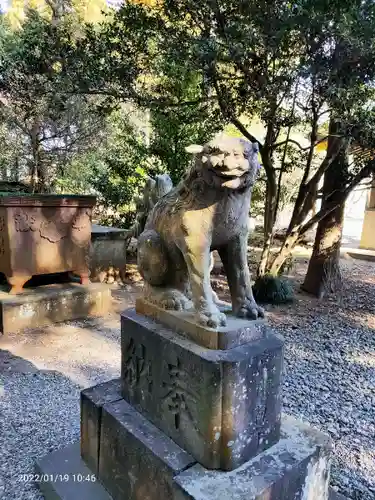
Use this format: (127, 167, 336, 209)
(0, 309, 124, 500)
(0, 260, 374, 499)
(267, 258, 375, 500)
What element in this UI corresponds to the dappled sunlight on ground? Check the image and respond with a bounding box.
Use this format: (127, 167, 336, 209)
(347, 352, 375, 369)
(0, 251, 374, 499)
(0, 319, 121, 387)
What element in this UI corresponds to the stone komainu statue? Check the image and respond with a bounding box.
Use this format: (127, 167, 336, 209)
(126, 174, 173, 239)
(137, 137, 264, 328)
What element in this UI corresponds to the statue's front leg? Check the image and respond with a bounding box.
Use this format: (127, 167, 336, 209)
(219, 232, 264, 319)
(181, 238, 227, 328)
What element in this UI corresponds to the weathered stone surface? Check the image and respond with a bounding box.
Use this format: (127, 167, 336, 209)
(0, 283, 112, 334)
(98, 398, 196, 500)
(121, 309, 284, 470)
(137, 137, 264, 329)
(35, 437, 340, 500)
(90, 225, 128, 284)
(136, 297, 267, 350)
(0, 194, 96, 293)
(329, 491, 349, 500)
(35, 442, 112, 500)
(173, 414, 333, 500)
(126, 174, 174, 240)
(80, 378, 122, 475)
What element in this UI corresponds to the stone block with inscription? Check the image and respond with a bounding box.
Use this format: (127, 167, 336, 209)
(121, 309, 284, 471)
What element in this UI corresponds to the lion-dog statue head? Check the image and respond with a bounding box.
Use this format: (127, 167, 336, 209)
(185, 137, 260, 191)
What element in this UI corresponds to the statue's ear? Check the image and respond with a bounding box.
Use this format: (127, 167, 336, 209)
(185, 144, 204, 154)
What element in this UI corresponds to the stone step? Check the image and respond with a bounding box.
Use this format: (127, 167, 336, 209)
(36, 440, 349, 500)
(36, 405, 341, 500)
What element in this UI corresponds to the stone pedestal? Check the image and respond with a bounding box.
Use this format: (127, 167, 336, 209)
(0, 283, 112, 334)
(36, 307, 334, 500)
(121, 308, 283, 470)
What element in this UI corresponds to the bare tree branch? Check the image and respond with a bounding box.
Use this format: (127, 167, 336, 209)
(305, 136, 344, 190)
(273, 138, 305, 150)
(299, 162, 374, 237)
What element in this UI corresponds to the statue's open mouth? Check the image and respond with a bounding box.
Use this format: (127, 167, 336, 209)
(212, 168, 248, 180)
(208, 168, 249, 189)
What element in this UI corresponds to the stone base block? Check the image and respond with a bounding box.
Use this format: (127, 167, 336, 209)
(0, 283, 112, 334)
(80, 378, 122, 476)
(37, 399, 334, 500)
(174, 415, 333, 500)
(98, 398, 195, 500)
(136, 298, 267, 350)
(121, 310, 284, 470)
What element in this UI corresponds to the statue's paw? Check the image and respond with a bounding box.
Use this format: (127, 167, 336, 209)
(159, 290, 191, 311)
(236, 298, 265, 320)
(196, 303, 227, 328)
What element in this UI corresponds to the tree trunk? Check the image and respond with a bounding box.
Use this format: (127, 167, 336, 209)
(268, 232, 300, 276)
(257, 233, 272, 277)
(302, 122, 349, 298)
(257, 151, 277, 277)
(29, 122, 48, 193)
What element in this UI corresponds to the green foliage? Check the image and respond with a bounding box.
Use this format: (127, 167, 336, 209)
(54, 150, 102, 194)
(0, 5, 218, 223)
(74, 107, 167, 227)
(147, 60, 221, 184)
(77, 0, 375, 266)
(5, 0, 109, 28)
(0, 8, 108, 191)
(2, 0, 375, 274)
(91, 109, 162, 227)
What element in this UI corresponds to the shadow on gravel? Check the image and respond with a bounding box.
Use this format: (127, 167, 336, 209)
(0, 350, 83, 500)
(71, 317, 121, 342)
(0, 349, 39, 374)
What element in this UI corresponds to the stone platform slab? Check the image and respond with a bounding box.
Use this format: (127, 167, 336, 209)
(0, 282, 112, 334)
(341, 246, 375, 262)
(37, 398, 334, 500)
(121, 310, 284, 470)
(174, 414, 332, 500)
(35, 442, 111, 500)
(136, 297, 267, 350)
(36, 444, 343, 500)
